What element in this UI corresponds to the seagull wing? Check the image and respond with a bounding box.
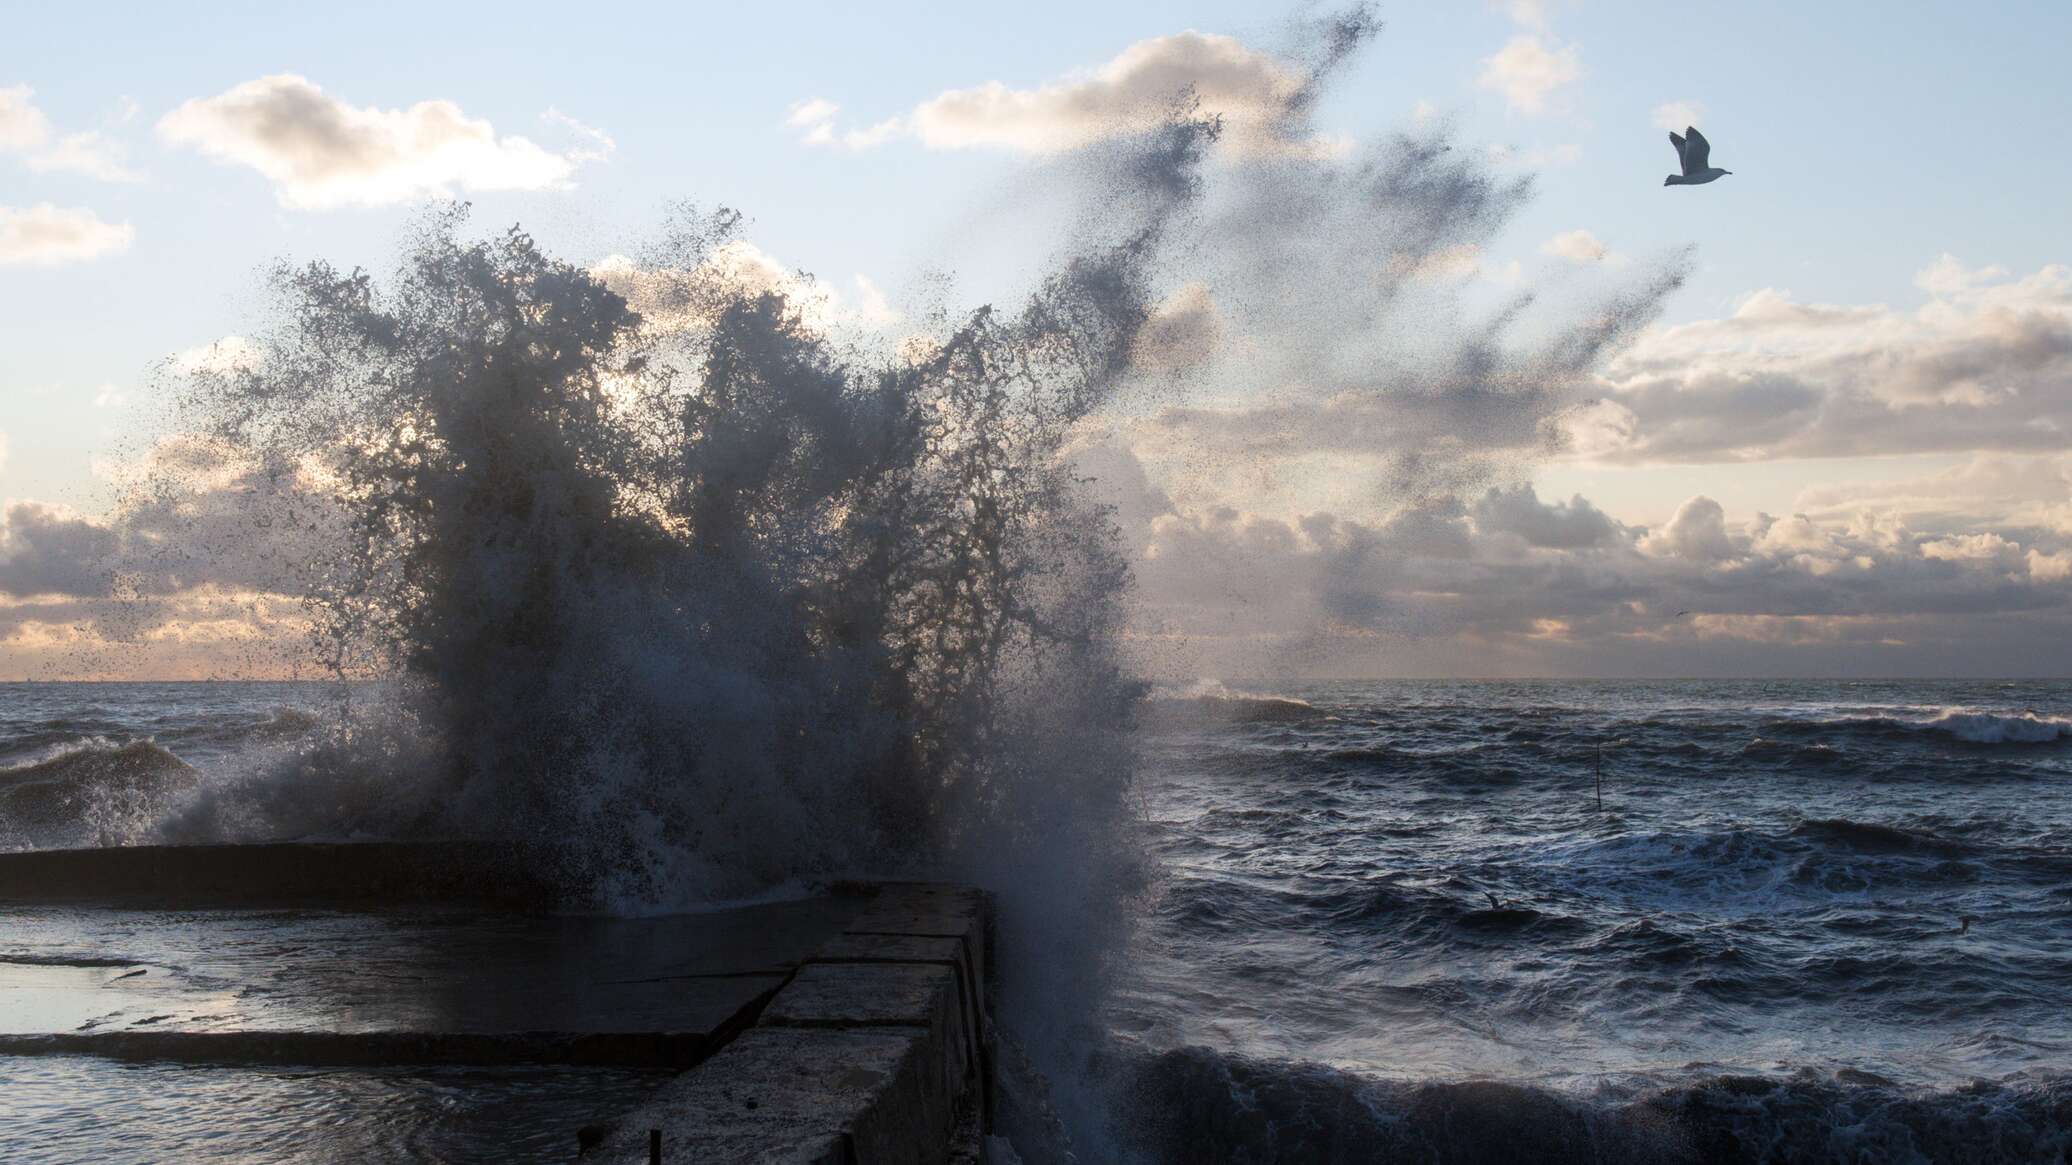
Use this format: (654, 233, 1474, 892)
(1682, 127, 1712, 173)
(1668, 130, 1687, 171)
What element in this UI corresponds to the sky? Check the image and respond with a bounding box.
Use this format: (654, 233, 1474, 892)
(2, 0, 2069, 678)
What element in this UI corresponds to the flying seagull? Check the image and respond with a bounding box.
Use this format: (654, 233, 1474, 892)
(1665, 126, 1732, 186)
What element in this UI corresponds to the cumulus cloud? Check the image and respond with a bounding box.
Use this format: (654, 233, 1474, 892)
(1580, 258, 2072, 464)
(590, 240, 901, 337)
(1796, 453, 2072, 535)
(157, 75, 600, 209)
(0, 84, 52, 150)
(789, 18, 1373, 157)
(0, 203, 134, 265)
(1107, 447, 2072, 675)
(0, 502, 119, 598)
(1478, 35, 1582, 115)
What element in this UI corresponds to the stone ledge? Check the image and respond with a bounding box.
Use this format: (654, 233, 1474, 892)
(582, 882, 997, 1163)
(0, 842, 557, 909)
(585, 1026, 953, 1165)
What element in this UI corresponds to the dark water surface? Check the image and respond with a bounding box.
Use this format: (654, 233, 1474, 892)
(1118, 679, 2072, 1161)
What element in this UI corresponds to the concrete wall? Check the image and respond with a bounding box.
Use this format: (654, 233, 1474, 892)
(586, 882, 1002, 1165)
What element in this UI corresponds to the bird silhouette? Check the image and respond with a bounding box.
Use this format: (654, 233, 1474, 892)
(1665, 126, 1732, 186)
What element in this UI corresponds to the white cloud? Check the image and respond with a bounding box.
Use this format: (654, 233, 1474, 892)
(793, 30, 1328, 156)
(590, 243, 900, 336)
(1542, 228, 1607, 263)
(1640, 495, 1736, 561)
(157, 75, 599, 209)
(2030, 549, 2072, 583)
(0, 84, 52, 150)
(786, 97, 840, 146)
(26, 131, 141, 182)
(1, 85, 144, 181)
(1915, 252, 2010, 297)
(1478, 36, 1582, 115)
(173, 335, 263, 376)
(0, 203, 134, 266)
(1651, 100, 1707, 131)
(1588, 259, 2072, 464)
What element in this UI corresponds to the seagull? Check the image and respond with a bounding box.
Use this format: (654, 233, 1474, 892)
(1665, 126, 1732, 186)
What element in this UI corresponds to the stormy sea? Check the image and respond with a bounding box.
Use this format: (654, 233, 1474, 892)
(7, 678, 2072, 1161)
(2, 12, 2065, 1163)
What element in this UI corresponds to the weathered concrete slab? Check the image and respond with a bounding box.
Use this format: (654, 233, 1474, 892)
(0, 895, 860, 1068)
(587, 1026, 954, 1165)
(764, 963, 973, 1114)
(583, 881, 997, 1163)
(0, 842, 561, 909)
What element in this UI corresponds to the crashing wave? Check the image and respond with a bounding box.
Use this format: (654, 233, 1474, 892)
(0, 739, 197, 848)
(1143, 680, 1318, 727)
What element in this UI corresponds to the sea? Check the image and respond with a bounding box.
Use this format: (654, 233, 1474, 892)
(5, 678, 2072, 1162)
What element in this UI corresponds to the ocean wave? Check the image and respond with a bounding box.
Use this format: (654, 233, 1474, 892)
(1790, 708, 2072, 745)
(1144, 681, 1318, 727)
(1118, 1047, 2072, 1164)
(0, 739, 196, 843)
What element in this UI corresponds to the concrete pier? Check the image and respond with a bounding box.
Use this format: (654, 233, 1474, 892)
(0, 845, 999, 1163)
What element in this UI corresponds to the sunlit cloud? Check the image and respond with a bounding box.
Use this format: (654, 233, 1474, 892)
(158, 75, 602, 209)
(0, 202, 133, 266)
(789, 29, 1346, 157)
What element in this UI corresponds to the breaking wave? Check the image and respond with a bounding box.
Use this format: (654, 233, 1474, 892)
(0, 740, 196, 849)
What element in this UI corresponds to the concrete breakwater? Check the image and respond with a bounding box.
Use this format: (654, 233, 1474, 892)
(0, 844, 1002, 1163)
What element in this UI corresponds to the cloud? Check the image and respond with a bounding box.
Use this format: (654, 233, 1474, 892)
(157, 75, 599, 208)
(1580, 258, 2072, 464)
(25, 131, 142, 182)
(173, 335, 264, 377)
(790, 21, 1373, 157)
(1473, 483, 1620, 548)
(590, 241, 900, 336)
(0, 84, 51, 150)
(0, 502, 120, 597)
(1106, 440, 2072, 676)
(0, 85, 144, 181)
(1796, 453, 2072, 535)
(1478, 36, 1582, 115)
(0, 203, 134, 265)
(1541, 228, 1607, 263)
(1651, 100, 1706, 131)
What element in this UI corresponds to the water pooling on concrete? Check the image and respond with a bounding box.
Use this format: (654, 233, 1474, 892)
(0, 846, 997, 1163)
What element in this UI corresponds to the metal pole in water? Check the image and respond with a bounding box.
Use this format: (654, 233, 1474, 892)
(650, 1129, 662, 1164)
(1595, 744, 1603, 811)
